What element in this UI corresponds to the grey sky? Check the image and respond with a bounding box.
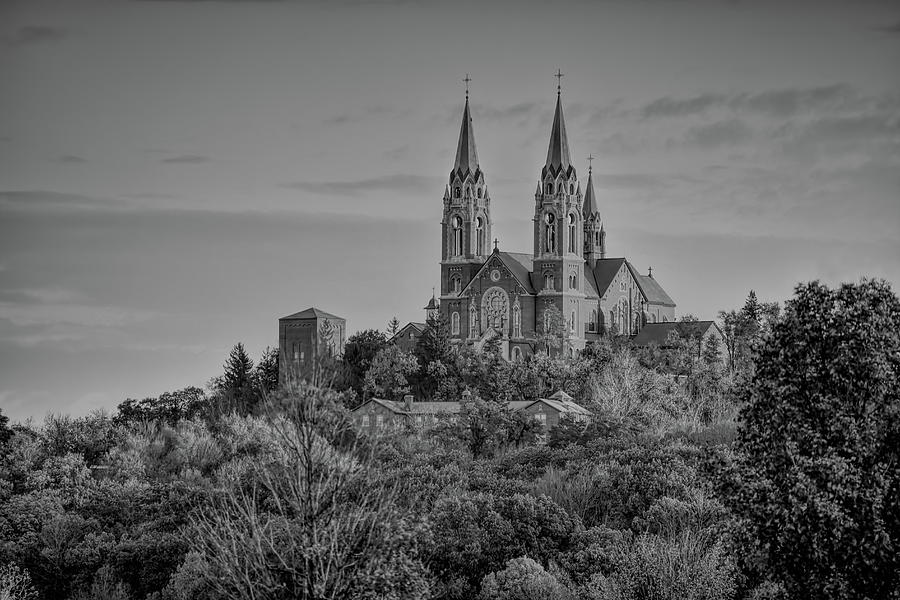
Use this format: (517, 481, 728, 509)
(1, 0, 898, 421)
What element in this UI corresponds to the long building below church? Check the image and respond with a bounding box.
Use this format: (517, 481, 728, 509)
(435, 84, 677, 361)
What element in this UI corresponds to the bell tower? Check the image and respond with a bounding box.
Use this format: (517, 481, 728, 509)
(532, 72, 586, 352)
(440, 77, 492, 333)
(582, 156, 606, 265)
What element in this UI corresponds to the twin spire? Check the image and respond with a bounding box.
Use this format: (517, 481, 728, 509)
(543, 92, 574, 179)
(451, 95, 480, 183)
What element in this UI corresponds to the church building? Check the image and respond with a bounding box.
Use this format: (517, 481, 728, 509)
(437, 82, 676, 361)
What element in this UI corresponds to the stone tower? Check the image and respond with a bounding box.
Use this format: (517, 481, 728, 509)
(582, 163, 606, 265)
(440, 91, 491, 326)
(532, 86, 586, 350)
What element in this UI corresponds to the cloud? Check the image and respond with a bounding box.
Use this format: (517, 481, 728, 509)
(56, 155, 87, 164)
(7, 26, 67, 47)
(325, 105, 410, 125)
(280, 174, 441, 196)
(160, 154, 210, 164)
(0, 191, 119, 209)
(681, 118, 752, 148)
(641, 84, 863, 119)
(874, 20, 900, 34)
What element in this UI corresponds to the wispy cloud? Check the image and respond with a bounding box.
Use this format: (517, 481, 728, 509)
(7, 26, 68, 47)
(873, 20, 900, 34)
(280, 174, 441, 196)
(681, 118, 753, 148)
(325, 105, 410, 125)
(0, 191, 119, 209)
(160, 154, 210, 164)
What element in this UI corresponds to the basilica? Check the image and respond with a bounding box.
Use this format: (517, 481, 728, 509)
(434, 84, 676, 361)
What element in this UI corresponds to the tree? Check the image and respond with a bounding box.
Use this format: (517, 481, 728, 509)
(701, 334, 721, 366)
(363, 345, 419, 401)
(536, 305, 567, 356)
(115, 387, 206, 425)
(0, 408, 11, 446)
(343, 329, 388, 398)
(255, 346, 279, 395)
(479, 556, 569, 600)
(220, 343, 255, 408)
(716, 279, 900, 599)
(387, 316, 401, 337)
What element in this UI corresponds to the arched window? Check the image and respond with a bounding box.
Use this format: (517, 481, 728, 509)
(570, 310, 576, 333)
(512, 346, 522, 362)
(452, 216, 463, 256)
(609, 310, 616, 329)
(544, 213, 556, 253)
(595, 231, 600, 246)
(469, 305, 478, 337)
(546, 182, 554, 194)
(590, 309, 597, 332)
(569, 273, 577, 289)
(544, 310, 552, 333)
(451, 312, 460, 335)
(544, 274, 555, 290)
(454, 187, 461, 199)
(451, 275, 461, 294)
(569, 183, 574, 194)
(475, 216, 485, 255)
(568, 214, 576, 253)
(513, 304, 521, 338)
(477, 187, 483, 198)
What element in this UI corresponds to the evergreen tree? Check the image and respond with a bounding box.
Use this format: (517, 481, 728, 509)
(742, 290, 762, 326)
(221, 343, 255, 410)
(387, 316, 401, 337)
(415, 312, 453, 367)
(255, 346, 279, 394)
(701, 334, 722, 365)
(343, 329, 389, 397)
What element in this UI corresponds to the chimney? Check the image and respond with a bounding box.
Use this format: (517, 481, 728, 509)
(403, 394, 413, 411)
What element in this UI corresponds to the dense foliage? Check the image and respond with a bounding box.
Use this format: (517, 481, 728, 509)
(1, 282, 896, 599)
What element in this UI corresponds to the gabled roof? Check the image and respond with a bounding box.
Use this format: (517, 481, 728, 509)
(390, 321, 426, 343)
(451, 97, 481, 183)
(582, 169, 599, 217)
(591, 258, 627, 297)
(631, 321, 719, 346)
(462, 251, 537, 296)
(637, 275, 676, 307)
(519, 391, 593, 417)
(542, 93, 575, 180)
(280, 307, 344, 321)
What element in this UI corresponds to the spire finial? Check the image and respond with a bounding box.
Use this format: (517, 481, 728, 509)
(648, 266, 653, 278)
(463, 73, 471, 99)
(493, 238, 499, 251)
(555, 68, 564, 95)
(587, 153, 594, 174)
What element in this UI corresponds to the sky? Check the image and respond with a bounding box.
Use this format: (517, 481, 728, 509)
(1, 0, 898, 422)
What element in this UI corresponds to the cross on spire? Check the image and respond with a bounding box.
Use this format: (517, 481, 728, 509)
(463, 73, 471, 99)
(493, 238, 499, 251)
(587, 153, 595, 174)
(648, 266, 653, 278)
(554, 69, 564, 95)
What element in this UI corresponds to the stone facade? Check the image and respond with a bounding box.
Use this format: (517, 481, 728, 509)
(437, 88, 678, 361)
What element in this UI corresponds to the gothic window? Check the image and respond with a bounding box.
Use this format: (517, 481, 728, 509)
(477, 187, 483, 198)
(451, 312, 460, 335)
(568, 214, 576, 253)
(512, 346, 522, 362)
(609, 310, 616, 329)
(452, 275, 461, 294)
(546, 182, 554, 194)
(544, 213, 556, 253)
(590, 309, 597, 332)
(452, 216, 463, 257)
(476, 216, 485, 255)
(595, 231, 600, 246)
(569, 273, 577, 289)
(482, 287, 509, 333)
(570, 310, 576, 333)
(469, 305, 478, 338)
(570, 183, 574, 194)
(544, 274, 555, 290)
(454, 187, 461, 199)
(513, 304, 521, 338)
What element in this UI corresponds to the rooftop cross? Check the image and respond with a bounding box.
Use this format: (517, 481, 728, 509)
(648, 266, 653, 278)
(493, 237, 499, 251)
(463, 73, 471, 99)
(587, 153, 594, 174)
(554, 69, 564, 95)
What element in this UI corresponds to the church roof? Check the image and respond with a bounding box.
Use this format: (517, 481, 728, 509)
(591, 258, 627, 296)
(542, 93, 576, 180)
(451, 97, 481, 183)
(583, 262, 600, 299)
(632, 272, 676, 307)
(499, 252, 537, 294)
(583, 169, 599, 217)
(631, 321, 719, 346)
(280, 307, 344, 321)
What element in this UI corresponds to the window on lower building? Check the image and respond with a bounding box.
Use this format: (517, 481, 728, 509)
(361, 414, 370, 427)
(534, 413, 547, 425)
(376, 414, 384, 428)
(451, 312, 460, 335)
(512, 346, 522, 362)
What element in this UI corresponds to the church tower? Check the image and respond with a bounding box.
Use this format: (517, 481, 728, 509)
(533, 76, 586, 351)
(440, 84, 492, 328)
(582, 159, 606, 265)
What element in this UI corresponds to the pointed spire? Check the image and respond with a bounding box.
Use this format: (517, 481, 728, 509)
(583, 157, 599, 217)
(452, 95, 480, 182)
(543, 87, 574, 179)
